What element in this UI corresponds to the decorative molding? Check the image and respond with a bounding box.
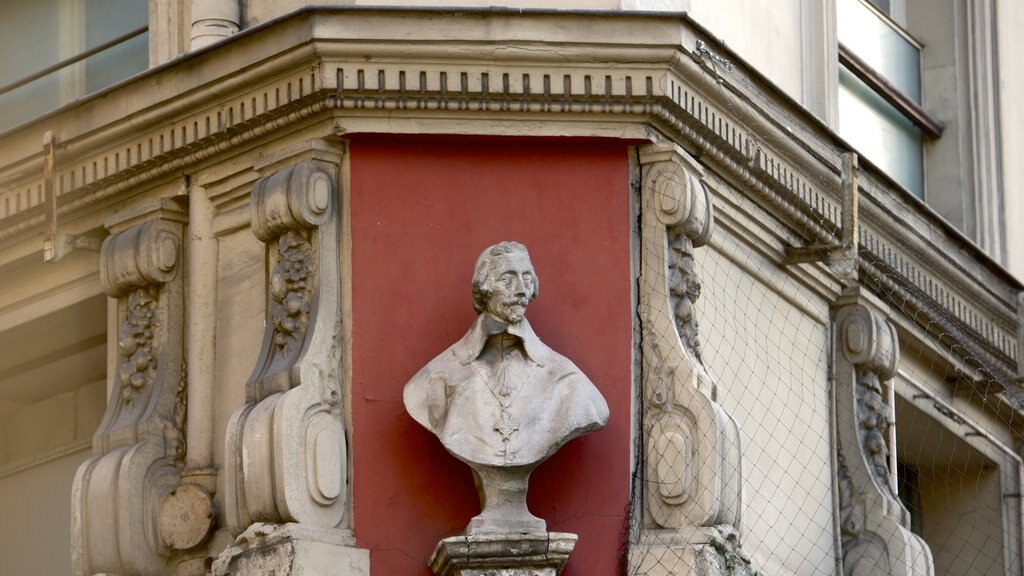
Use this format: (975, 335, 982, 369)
(429, 533, 577, 576)
(833, 296, 934, 576)
(629, 143, 746, 575)
(71, 200, 213, 575)
(219, 151, 367, 575)
(0, 9, 1017, 407)
(0, 438, 92, 480)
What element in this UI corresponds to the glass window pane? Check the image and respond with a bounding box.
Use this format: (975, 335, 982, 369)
(0, 0, 60, 85)
(0, 0, 62, 131)
(867, 0, 891, 15)
(86, 0, 149, 94)
(85, 32, 149, 94)
(838, 65, 924, 197)
(837, 0, 921, 101)
(0, 0, 148, 133)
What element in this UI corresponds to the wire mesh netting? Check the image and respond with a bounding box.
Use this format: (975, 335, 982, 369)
(624, 44, 1024, 576)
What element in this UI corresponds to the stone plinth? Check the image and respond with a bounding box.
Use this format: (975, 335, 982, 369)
(628, 527, 756, 576)
(212, 523, 369, 576)
(429, 532, 577, 576)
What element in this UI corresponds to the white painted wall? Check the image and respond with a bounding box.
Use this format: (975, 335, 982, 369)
(687, 0, 819, 115)
(996, 0, 1024, 280)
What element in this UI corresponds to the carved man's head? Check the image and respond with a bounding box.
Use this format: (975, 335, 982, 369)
(472, 241, 539, 324)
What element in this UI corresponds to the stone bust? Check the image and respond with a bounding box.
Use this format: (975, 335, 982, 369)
(404, 241, 609, 535)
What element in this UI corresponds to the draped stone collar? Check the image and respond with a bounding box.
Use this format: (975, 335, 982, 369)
(453, 313, 548, 367)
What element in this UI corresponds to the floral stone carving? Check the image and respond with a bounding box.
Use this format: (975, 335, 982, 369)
(117, 287, 159, 404)
(72, 202, 207, 575)
(269, 230, 313, 355)
(218, 156, 367, 575)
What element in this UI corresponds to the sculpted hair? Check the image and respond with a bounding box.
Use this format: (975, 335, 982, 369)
(471, 241, 539, 313)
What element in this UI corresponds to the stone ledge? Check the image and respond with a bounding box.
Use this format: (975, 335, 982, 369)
(429, 532, 577, 576)
(629, 527, 761, 576)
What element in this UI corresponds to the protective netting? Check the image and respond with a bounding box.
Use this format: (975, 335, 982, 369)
(625, 47, 1024, 576)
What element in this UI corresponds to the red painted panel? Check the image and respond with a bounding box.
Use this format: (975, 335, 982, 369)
(350, 135, 633, 575)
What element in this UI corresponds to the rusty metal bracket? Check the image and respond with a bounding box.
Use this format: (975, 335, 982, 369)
(784, 152, 859, 284)
(42, 131, 101, 262)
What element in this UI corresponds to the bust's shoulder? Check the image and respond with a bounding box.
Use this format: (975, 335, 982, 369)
(544, 351, 589, 383)
(407, 345, 461, 385)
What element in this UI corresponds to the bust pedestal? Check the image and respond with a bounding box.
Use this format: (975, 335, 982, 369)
(429, 532, 577, 576)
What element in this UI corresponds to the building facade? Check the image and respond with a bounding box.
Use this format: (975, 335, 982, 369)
(1, 1, 1023, 575)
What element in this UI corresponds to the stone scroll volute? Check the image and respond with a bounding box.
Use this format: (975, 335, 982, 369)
(72, 201, 191, 576)
(223, 159, 349, 535)
(833, 299, 934, 576)
(636, 143, 742, 541)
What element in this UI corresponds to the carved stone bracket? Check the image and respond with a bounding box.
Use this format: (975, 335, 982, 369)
(72, 200, 208, 575)
(833, 296, 933, 576)
(218, 153, 367, 574)
(629, 144, 745, 575)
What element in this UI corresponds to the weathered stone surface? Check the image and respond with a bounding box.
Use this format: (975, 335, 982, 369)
(404, 242, 609, 536)
(71, 200, 213, 576)
(224, 158, 349, 533)
(429, 532, 577, 576)
(833, 296, 934, 576)
(629, 527, 759, 576)
(629, 144, 745, 576)
(211, 523, 368, 576)
(637, 144, 742, 531)
(158, 483, 215, 551)
(217, 150, 368, 576)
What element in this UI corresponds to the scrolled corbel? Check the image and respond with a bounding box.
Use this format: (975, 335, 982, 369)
(100, 219, 182, 296)
(633, 143, 742, 565)
(250, 162, 333, 241)
(223, 158, 349, 536)
(833, 299, 933, 576)
(72, 200, 210, 575)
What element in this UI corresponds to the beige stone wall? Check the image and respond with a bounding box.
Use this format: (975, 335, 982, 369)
(210, 226, 266, 546)
(699, 228, 835, 575)
(1, 381, 103, 463)
(921, 468, 1005, 576)
(0, 449, 93, 574)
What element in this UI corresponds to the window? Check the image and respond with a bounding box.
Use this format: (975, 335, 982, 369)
(892, 374, 1023, 576)
(836, 0, 942, 198)
(0, 0, 149, 133)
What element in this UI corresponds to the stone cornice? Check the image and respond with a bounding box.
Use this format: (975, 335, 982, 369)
(0, 8, 1019, 405)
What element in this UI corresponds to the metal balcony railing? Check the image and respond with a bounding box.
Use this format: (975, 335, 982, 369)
(0, 25, 147, 98)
